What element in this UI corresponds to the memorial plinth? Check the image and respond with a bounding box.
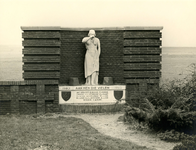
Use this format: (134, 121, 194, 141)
(59, 85, 126, 105)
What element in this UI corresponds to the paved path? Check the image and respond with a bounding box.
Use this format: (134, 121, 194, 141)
(61, 113, 180, 150)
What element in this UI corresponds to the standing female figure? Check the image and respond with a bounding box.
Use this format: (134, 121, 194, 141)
(82, 30, 101, 85)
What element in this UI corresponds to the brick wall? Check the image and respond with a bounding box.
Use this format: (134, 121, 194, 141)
(0, 86, 11, 93)
(123, 28, 162, 101)
(60, 30, 124, 84)
(21, 27, 61, 81)
(60, 30, 86, 84)
(21, 26, 162, 90)
(0, 101, 11, 115)
(2, 26, 163, 115)
(0, 80, 59, 115)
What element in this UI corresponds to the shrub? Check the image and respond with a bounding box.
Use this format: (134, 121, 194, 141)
(124, 99, 196, 133)
(124, 105, 148, 124)
(147, 80, 196, 110)
(173, 135, 196, 150)
(147, 63, 196, 111)
(124, 64, 196, 140)
(157, 130, 191, 142)
(147, 107, 196, 132)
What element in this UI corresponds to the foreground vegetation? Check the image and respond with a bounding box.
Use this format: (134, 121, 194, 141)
(124, 63, 196, 150)
(0, 114, 152, 150)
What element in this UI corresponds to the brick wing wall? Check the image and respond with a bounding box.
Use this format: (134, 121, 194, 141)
(123, 30, 162, 100)
(22, 27, 61, 81)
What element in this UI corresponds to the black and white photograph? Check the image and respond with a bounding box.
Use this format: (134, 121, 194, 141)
(0, 0, 196, 149)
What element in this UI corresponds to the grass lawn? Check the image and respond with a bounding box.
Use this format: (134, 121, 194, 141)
(0, 114, 152, 150)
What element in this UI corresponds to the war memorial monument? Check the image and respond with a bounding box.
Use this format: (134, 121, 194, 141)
(0, 26, 163, 114)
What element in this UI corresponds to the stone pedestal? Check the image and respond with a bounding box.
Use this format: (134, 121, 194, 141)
(59, 85, 126, 105)
(69, 77, 79, 86)
(103, 77, 113, 85)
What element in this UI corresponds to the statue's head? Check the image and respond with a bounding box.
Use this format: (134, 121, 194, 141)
(88, 30, 96, 37)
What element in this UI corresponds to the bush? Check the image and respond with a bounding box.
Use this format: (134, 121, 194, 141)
(124, 105, 148, 124)
(124, 64, 196, 142)
(124, 100, 196, 133)
(147, 107, 196, 132)
(173, 135, 196, 150)
(157, 130, 191, 142)
(147, 63, 196, 111)
(147, 80, 196, 111)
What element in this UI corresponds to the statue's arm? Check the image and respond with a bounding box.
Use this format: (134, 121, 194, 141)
(82, 36, 93, 43)
(97, 38, 101, 56)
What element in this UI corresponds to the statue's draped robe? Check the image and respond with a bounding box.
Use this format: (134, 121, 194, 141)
(84, 38, 99, 78)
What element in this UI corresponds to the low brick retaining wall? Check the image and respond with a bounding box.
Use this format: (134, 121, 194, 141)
(0, 80, 59, 115)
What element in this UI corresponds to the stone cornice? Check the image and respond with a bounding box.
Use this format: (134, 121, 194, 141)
(21, 26, 163, 31)
(21, 26, 61, 30)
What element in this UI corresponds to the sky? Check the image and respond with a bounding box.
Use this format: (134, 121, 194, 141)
(0, 0, 196, 47)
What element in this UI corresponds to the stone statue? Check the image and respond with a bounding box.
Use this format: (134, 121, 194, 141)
(82, 30, 101, 85)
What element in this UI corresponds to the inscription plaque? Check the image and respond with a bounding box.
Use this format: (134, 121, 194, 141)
(76, 91, 108, 101)
(59, 85, 126, 105)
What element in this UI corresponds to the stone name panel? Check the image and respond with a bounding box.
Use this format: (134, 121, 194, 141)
(59, 85, 126, 105)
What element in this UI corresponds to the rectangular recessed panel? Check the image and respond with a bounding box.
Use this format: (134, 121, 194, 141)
(123, 31, 162, 38)
(23, 56, 60, 63)
(124, 71, 161, 78)
(23, 72, 60, 79)
(22, 40, 61, 47)
(125, 79, 160, 84)
(126, 84, 140, 101)
(22, 32, 60, 38)
(23, 80, 59, 85)
(23, 48, 60, 55)
(23, 64, 60, 71)
(45, 101, 53, 113)
(0, 101, 11, 115)
(124, 39, 161, 46)
(123, 47, 161, 54)
(19, 85, 36, 94)
(123, 55, 161, 62)
(19, 101, 37, 114)
(124, 63, 161, 70)
(0, 86, 11, 93)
